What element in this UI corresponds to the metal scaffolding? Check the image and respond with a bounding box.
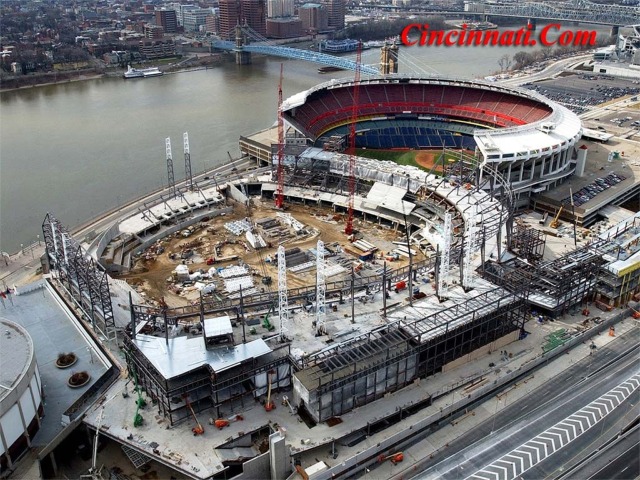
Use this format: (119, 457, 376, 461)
(315, 240, 326, 335)
(509, 222, 546, 264)
(438, 212, 453, 298)
(462, 204, 477, 290)
(278, 245, 289, 341)
(42, 213, 116, 340)
(294, 285, 527, 422)
(123, 334, 290, 426)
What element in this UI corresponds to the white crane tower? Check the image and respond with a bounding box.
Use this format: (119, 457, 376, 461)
(315, 240, 326, 335)
(277, 245, 289, 341)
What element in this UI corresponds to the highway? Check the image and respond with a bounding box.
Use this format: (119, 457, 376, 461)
(499, 55, 592, 87)
(408, 330, 640, 480)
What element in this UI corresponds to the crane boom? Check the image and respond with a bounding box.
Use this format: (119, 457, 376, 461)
(276, 63, 285, 209)
(345, 42, 362, 235)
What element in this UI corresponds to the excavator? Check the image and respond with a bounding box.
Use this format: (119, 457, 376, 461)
(184, 395, 204, 435)
(550, 206, 563, 229)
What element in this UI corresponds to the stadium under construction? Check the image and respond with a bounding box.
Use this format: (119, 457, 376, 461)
(33, 74, 640, 480)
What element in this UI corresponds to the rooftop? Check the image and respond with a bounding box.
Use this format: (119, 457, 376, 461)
(0, 319, 33, 404)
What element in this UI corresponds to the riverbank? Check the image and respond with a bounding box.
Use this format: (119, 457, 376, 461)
(0, 70, 105, 93)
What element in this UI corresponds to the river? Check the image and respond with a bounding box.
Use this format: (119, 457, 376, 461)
(0, 22, 613, 252)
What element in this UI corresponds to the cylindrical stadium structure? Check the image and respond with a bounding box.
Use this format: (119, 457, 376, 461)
(0, 319, 43, 473)
(282, 76, 582, 207)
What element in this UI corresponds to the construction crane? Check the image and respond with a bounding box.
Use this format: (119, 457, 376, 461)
(81, 407, 105, 480)
(275, 63, 285, 209)
(344, 42, 362, 236)
(264, 369, 276, 411)
(550, 206, 563, 229)
(184, 395, 204, 435)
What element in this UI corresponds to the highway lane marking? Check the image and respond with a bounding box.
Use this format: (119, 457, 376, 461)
(465, 372, 640, 480)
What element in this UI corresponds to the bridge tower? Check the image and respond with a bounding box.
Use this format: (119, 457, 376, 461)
(234, 24, 251, 65)
(527, 18, 537, 31)
(379, 41, 399, 75)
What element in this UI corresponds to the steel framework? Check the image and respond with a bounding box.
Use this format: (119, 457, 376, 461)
(509, 222, 546, 264)
(183, 132, 194, 191)
(123, 334, 290, 425)
(481, 0, 639, 26)
(42, 213, 116, 340)
(165, 138, 176, 197)
(278, 245, 289, 341)
(296, 284, 527, 422)
(315, 240, 326, 335)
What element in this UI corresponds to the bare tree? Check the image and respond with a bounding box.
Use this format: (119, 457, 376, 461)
(497, 54, 512, 72)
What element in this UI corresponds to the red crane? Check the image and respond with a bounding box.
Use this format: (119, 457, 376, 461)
(344, 42, 362, 236)
(275, 63, 285, 209)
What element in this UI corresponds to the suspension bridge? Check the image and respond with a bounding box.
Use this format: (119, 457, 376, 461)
(211, 26, 380, 75)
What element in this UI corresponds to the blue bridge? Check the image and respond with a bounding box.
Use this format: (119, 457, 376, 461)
(211, 27, 380, 75)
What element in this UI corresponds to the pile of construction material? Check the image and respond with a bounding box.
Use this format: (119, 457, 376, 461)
(277, 212, 306, 233)
(224, 218, 252, 236)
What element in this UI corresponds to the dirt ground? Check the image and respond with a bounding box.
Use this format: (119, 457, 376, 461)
(118, 199, 418, 307)
(414, 151, 439, 171)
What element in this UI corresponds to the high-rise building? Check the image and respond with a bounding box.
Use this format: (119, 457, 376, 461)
(299, 3, 328, 32)
(219, 0, 267, 39)
(183, 8, 213, 32)
(267, 0, 294, 18)
(155, 8, 177, 33)
(324, 0, 344, 30)
(218, 0, 241, 39)
(205, 14, 220, 34)
(144, 24, 165, 39)
(241, 0, 267, 36)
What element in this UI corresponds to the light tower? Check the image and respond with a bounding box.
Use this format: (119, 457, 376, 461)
(438, 212, 452, 299)
(315, 240, 326, 335)
(344, 41, 362, 236)
(277, 245, 288, 341)
(165, 138, 176, 197)
(462, 205, 477, 290)
(184, 132, 194, 191)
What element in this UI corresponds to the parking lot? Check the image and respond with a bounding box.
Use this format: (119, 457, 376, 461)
(562, 172, 627, 207)
(523, 74, 640, 115)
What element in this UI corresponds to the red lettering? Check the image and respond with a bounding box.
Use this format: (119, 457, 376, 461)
(482, 31, 500, 46)
(444, 30, 458, 46)
(466, 30, 484, 46)
(499, 31, 515, 46)
(539, 23, 560, 46)
(558, 31, 572, 46)
(401, 23, 421, 46)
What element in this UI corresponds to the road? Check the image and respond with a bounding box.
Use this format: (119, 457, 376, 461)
(558, 423, 640, 480)
(407, 330, 639, 480)
(499, 55, 592, 87)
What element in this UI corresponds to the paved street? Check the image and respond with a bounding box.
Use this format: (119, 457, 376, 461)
(410, 331, 640, 480)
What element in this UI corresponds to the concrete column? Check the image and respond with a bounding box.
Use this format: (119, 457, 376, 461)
(611, 25, 620, 37)
(269, 432, 289, 480)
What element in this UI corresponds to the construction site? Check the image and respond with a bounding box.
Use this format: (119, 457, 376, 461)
(23, 60, 639, 479)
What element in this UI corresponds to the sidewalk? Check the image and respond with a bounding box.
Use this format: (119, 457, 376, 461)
(0, 244, 46, 290)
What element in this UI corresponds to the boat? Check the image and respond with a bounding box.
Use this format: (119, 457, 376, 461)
(319, 39, 367, 53)
(318, 66, 345, 74)
(123, 65, 163, 79)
